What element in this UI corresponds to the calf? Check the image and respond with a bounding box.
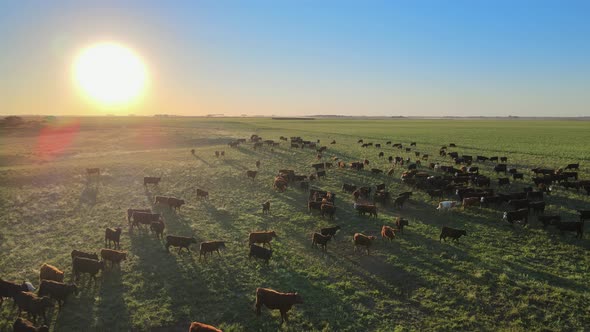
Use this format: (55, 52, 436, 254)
(39, 263, 64, 283)
(396, 217, 409, 234)
(320, 225, 341, 238)
(355, 204, 378, 218)
(320, 203, 336, 219)
(503, 209, 529, 225)
(353, 233, 377, 255)
(437, 201, 457, 211)
(255, 288, 303, 324)
(166, 235, 197, 253)
(262, 201, 271, 214)
(13, 317, 49, 332)
(14, 292, 52, 324)
(249, 245, 272, 264)
(246, 170, 257, 180)
(381, 226, 396, 241)
(0, 279, 28, 307)
(168, 197, 185, 211)
(196, 189, 209, 199)
(38, 280, 78, 308)
(553, 221, 584, 238)
(86, 168, 100, 176)
(100, 249, 127, 268)
(143, 176, 161, 186)
(440, 226, 467, 242)
(311, 233, 331, 251)
(104, 227, 122, 249)
(189, 321, 222, 332)
(249, 231, 277, 248)
(462, 197, 480, 210)
(150, 220, 165, 239)
(199, 241, 226, 261)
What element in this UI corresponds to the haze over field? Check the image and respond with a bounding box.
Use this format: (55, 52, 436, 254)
(1, 1, 589, 117)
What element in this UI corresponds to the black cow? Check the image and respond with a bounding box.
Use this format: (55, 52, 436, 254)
(503, 209, 529, 225)
(553, 221, 584, 238)
(320, 225, 341, 238)
(440, 226, 466, 242)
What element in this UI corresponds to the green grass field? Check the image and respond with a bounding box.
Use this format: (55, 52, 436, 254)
(1, 117, 589, 331)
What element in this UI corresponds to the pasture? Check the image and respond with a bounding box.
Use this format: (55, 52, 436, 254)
(1, 117, 589, 331)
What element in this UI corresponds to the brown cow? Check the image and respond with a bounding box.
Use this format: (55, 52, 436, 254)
(188, 321, 222, 332)
(39, 264, 64, 283)
(381, 226, 396, 241)
(462, 197, 480, 210)
(249, 231, 277, 248)
(311, 232, 331, 251)
(255, 288, 303, 324)
(246, 170, 257, 180)
(353, 233, 377, 255)
(104, 227, 122, 249)
(199, 241, 226, 261)
(262, 201, 270, 214)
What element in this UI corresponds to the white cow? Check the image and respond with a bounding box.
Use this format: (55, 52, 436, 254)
(437, 201, 458, 211)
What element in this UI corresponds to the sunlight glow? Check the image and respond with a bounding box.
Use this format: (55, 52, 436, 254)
(73, 42, 148, 107)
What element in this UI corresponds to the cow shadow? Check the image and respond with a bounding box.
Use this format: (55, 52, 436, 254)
(93, 270, 132, 330)
(78, 185, 98, 207)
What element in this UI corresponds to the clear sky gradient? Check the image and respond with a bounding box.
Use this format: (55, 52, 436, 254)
(1, 0, 589, 117)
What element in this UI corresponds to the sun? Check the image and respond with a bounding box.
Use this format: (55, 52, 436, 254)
(73, 42, 148, 108)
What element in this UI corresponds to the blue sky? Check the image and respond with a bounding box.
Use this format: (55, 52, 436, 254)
(1, 0, 589, 116)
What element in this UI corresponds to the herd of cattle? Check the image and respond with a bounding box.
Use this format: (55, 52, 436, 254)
(2, 133, 589, 331)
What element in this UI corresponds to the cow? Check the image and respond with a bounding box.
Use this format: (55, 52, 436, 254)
(494, 164, 507, 173)
(13, 317, 49, 332)
(330, 140, 336, 144)
(354, 204, 378, 218)
(126, 208, 151, 222)
(503, 209, 529, 225)
(143, 176, 161, 186)
(168, 198, 185, 211)
(316, 170, 326, 179)
(320, 204, 336, 219)
(188, 321, 222, 332)
(393, 195, 408, 209)
(508, 199, 529, 211)
(371, 168, 383, 174)
(538, 215, 561, 229)
(249, 245, 272, 264)
(579, 210, 590, 222)
(246, 170, 257, 180)
(38, 280, 78, 308)
(100, 249, 127, 268)
(381, 226, 396, 241)
(437, 201, 457, 211)
(395, 217, 409, 234)
(150, 220, 165, 239)
(353, 233, 377, 255)
(311, 233, 331, 251)
(72, 257, 104, 282)
(255, 288, 303, 324)
(512, 173, 524, 180)
(0, 279, 28, 307)
(249, 231, 277, 248)
(256, 160, 261, 168)
(565, 163, 579, 170)
(70, 250, 98, 263)
(86, 168, 100, 176)
(426, 189, 443, 200)
(480, 195, 502, 208)
(308, 201, 322, 212)
(14, 292, 52, 324)
(39, 264, 64, 283)
(529, 201, 546, 214)
(320, 225, 341, 239)
(104, 227, 122, 249)
(342, 183, 357, 193)
(500, 156, 508, 162)
(552, 221, 584, 238)
(498, 178, 510, 187)
(131, 212, 161, 230)
(165, 235, 197, 253)
(462, 197, 480, 210)
(262, 201, 271, 214)
(439, 226, 467, 242)
(199, 241, 226, 261)
(154, 195, 170, 206)
(196, 189, 209, 199)
(378, 152, 384, 158)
